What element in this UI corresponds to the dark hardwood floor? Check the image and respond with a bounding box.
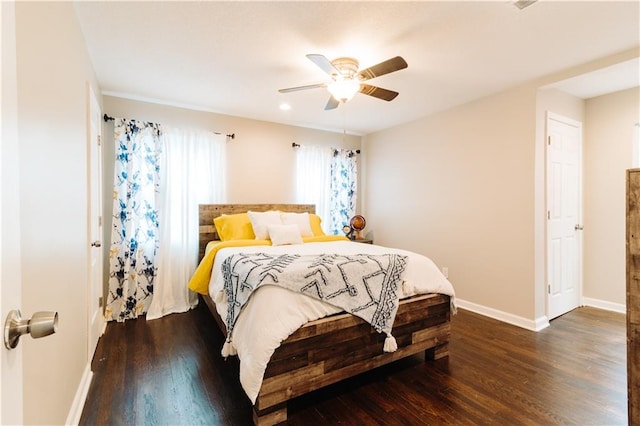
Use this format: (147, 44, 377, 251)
(80, 303, 627, 425)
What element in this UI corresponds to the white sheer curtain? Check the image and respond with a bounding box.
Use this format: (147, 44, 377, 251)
(295, 145, 332, 233)
(147, 127, 226, 320)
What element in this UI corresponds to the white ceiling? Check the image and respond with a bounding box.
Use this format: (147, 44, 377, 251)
(73, 1, 640, 136)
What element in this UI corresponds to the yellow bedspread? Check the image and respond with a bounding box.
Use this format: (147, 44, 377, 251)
(189, 235, 349, 294)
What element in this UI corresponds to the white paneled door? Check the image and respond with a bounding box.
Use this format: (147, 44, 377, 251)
(1, 1, 24, 423)
(88, 85, 105, 359)
(547, 112, 583, 320)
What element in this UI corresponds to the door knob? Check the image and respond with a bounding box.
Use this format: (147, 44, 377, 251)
(575, 224, 584, 231)
(91, 240, 101, 247)
(4, 310, 58, 350)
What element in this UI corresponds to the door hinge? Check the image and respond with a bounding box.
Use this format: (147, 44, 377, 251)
(99, 297, 103, 308)
(548, 284, 551, 294)
(547, 135, 551, 146)
(97, 135, 101, 146)
(98, 215, 102, 227)
(547, 210, 550, 220)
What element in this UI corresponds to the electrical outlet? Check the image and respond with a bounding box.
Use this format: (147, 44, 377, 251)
(442, 267, 449, 278)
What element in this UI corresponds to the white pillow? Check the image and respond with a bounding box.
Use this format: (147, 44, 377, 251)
(268, 224, 303, 246)
(267, 225, 302, 246)
(280, 212, 313, 237)
(248, 211, 282, 240)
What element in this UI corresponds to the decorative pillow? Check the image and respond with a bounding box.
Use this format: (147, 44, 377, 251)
(281, 212, 313, 237)
(267, 224, 303, 246)
(309, 214, 326, 236)
(213, 213, 255, 241)
(248, 210, 282, 240)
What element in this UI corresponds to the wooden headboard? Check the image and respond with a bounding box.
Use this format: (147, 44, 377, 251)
(198, 204, 315, 262)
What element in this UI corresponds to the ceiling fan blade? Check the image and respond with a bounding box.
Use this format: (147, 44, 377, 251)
(278, 83, 326, 93)
(306, 54, 340, 78)
(324, 97, 340, 110)
(359, 84, 399, 101)
(358, 56, 408, 81)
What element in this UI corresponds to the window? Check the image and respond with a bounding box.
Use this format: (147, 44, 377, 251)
(295, 145, 358, 235)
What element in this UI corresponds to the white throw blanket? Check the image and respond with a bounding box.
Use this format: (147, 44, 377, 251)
(208, 241, 456, 403)
(221, 253, 407, 355)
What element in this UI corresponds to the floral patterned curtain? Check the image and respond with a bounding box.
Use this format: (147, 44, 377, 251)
(329, 149, 358, 235)
(106, 119, 162, 321)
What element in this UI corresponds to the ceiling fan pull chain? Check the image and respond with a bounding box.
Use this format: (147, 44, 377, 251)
(342, 103, 347, 143)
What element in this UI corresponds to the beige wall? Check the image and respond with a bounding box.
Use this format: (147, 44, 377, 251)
(364, 50, 638, 326)
(584, 87, 640, 307)
(15, 2, 100, 424)
(101, 96, 362, 304)
(364, 85, 538, 321)
(102, 96, 361, 203)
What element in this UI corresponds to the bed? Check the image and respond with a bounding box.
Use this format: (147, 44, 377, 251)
(193, 204, 453, 425)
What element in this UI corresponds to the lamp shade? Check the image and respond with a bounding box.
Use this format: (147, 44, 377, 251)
(328, 78, 360, 102)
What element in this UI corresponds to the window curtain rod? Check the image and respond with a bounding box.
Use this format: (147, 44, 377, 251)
(103, 114, 235, 139)
(292, 142, 360, 154)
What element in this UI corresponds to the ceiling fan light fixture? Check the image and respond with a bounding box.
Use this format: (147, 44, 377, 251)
(328, 78, 360, 102)
(279, 54, 407, 109)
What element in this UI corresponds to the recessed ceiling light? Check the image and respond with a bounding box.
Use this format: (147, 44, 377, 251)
(279, 103, 291, 111)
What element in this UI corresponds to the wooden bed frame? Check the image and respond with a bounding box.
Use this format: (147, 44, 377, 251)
(198, 204, 451, 425)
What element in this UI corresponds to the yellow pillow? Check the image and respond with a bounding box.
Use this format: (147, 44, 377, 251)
(309, 214, 326, 236)
(213, 213, 255, 241)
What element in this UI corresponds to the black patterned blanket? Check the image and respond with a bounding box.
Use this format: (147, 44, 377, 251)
(221, 252, 407, 354)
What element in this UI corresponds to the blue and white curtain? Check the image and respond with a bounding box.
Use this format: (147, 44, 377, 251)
(106, 119, 226, 322)
(295, 146, 358, 235)
(329, 149, 358, 234)
(106, 119, 162, 321)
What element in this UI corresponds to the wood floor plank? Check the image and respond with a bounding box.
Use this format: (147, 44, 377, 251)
(80, 304, 626, 425)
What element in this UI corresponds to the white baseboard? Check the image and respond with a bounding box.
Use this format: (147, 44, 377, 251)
(582, 297, 626, 314)
(65, 363, 93, 426)
(65, 321, 104, 426)
(455, 298, 549, 332)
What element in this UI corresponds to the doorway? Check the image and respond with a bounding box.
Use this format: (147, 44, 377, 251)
(88, 85, 105, 360)
(546, 112, 583, 320)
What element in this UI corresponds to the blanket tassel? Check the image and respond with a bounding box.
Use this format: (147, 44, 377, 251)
(402, 280, 414, 295)
(221, 339, 237, 358)
(383, 334, 398, 353)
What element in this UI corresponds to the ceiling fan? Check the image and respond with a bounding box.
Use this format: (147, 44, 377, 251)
(278, 54, 408, 110)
